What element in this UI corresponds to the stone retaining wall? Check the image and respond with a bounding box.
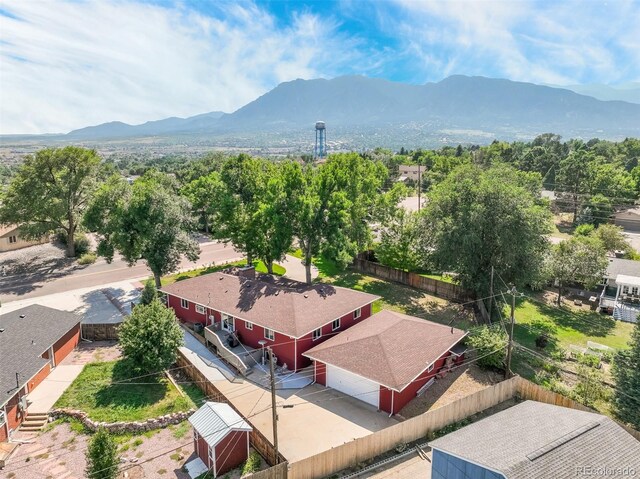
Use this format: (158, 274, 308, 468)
(50, 407, 196, 434)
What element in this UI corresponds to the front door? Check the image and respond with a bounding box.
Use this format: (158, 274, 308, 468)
(221, 314, 235, 332)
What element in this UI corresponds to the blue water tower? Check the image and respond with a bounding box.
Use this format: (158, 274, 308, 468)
(315, 121, 326, 159)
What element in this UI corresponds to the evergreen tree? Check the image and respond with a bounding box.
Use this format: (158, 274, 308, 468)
(612, 320, 640, 428)
(85, 428, 119, 479)
(140, 280, 157, 305)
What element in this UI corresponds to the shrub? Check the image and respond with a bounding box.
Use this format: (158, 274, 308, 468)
(572, 364, 609, 408)
(78, 252, 97, 265)
(86, 428, 119, 479)
(118, 299, 184, 373)
(242, 451, 262, 475)
(465, 326, 508, 371)
(574, 223, 595, 236)
(577, 353, 601, 369)
(140, 280, 158, 306)
(535, 334, 549, 349)
(56, 231, 91, 256)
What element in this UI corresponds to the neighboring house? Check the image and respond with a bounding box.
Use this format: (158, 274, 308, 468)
(615, 206, 640, 232)
(429, 400, 640, 479)
(599, 257, 640, 322)
(1, 305, 81, 442)
(0, 225, 48, 253)
(160, 267, 379, 372)
(397, 165, 424, 182)
(188, 402, 252, 477)
(303, 310, 467, 415)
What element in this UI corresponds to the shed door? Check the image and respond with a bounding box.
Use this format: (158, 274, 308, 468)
(326, 364, 379, 408)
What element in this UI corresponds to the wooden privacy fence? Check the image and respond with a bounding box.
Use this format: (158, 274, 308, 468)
(352, 259, 474, 303)
(287, 376, 640, 479)
(175, 350, 284, 466)
(81, 322, 119, 340)
(245, 462, 288, 479)
(287, 377, 519, 479)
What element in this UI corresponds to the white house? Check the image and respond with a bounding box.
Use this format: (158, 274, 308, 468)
(599, 257, 640, 322)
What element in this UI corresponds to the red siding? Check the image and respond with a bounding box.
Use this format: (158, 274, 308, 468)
(314, 361, 326, 386)
(214, 430, 249, 475)
(29, 364, 51, 392)
(168, 292, 374, 372)
(1, 387, 27, 442)
(53, 323, 81, 366)
(194, 433, 211, 468)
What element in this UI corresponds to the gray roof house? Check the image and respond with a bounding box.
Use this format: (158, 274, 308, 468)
(429, 401, 640, 479)
(600, 258, 640, 322)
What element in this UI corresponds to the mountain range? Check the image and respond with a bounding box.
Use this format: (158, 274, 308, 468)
(12, 75, 640, 147)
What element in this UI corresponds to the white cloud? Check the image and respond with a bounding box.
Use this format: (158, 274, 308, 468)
(391, 0, 640, 86)
(0, 0, 360, 134)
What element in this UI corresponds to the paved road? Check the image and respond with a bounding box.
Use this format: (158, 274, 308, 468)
(0, 241, 242, 303)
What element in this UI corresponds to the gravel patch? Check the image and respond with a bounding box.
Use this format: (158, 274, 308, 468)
(0, 241, 70, 276)
(62, 341, 122, 365)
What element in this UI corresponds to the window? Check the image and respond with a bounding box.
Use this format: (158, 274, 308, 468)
(195, 304, 205, 314)
(180, 298, 189, 309)
(264, 328, 275, 341)
(427, 363, 434, 373)
(332, 318, 340, 331)
(633, 287, 638, 296)
(623, 286, 630, 294)
(245, 321, 253, 330)
(312, 328, 322, 341)
(8, 235, 17, 244)
(353, 308, 361, 319)
(0, 410, 5, 427)
(193, 430, 199, 441)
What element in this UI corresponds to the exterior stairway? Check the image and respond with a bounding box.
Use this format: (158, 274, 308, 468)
(19, 412, 49, 432)
(613, 306, 640, 323)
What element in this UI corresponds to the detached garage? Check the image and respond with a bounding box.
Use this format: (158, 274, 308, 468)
(305, 310, 467, 415)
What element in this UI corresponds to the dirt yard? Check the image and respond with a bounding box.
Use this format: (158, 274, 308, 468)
(2, 422, 195, 479)
(63, 340, 122, 365)
(399, 363, 503, 418)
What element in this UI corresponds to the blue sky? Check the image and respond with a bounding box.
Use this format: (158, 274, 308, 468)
(1, 0, 639, 134)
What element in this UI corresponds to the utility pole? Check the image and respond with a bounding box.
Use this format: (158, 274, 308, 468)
(488, 266, 494, 323)
(268, 347, 279, 464)
(505, 286, 517, 379)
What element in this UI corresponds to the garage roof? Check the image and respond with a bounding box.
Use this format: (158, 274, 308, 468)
(160, 272, 379, 338)
(303, 310, 467, 392)
(0, 305, 81, 407)
(188, 402, 252, 448)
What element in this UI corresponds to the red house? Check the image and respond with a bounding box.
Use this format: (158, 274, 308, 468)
(304, 310, 467, 415)
(1, 305, 81, 442)
(160, 268, 379, 371)
(188, 402, 252, 477)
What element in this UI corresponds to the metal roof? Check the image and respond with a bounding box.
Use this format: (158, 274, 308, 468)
(188, 402, 252, 449)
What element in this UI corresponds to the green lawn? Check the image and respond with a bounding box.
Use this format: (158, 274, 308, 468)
(510, 296, 635, 353)
(55, 360, 204, 422)
(161, 259, 285, 286)
(288, 248, 343, 279)
(324, 271, 477, 330)
(419, 273, 457, 284)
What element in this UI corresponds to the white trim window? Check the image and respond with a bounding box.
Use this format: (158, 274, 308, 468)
(623, 286, 630, 294)
(0, 410, 5, 428)
(633, 287, 639, 296)
(353, 308, 362, 319)
(332, 318, 340, 331)
(427, 363, 434, 373)
(8, 235, 17, 244)
(264, 328, 275, 341)
(245, 321, 253, 330)
(312, 328, 322, 341)
(195, 304, 206, 314)
(180, 298, 189, 309)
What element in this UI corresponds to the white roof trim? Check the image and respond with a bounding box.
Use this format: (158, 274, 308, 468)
(615, 274, 640, 288)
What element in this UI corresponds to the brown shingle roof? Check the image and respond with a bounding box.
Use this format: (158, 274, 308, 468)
(159, 273, 379, 338)
(303, 310, 467, 391)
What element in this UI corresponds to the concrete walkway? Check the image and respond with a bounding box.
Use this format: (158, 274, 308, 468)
(26, 365, 85, 413)
(280, 254, 318, 283)
(179, 329, 236, 382)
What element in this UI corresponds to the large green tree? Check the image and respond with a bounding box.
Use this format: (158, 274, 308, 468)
(612, 320, 640, 428)
(85, 171, 199, 287)
(0, 146, 101, 256)
(547, 236, 608, 305)
(421, 164, 552, 297)
(118, 299, 184, 372)
(181, 171, 225, 234)
(375, 209, 422, 271)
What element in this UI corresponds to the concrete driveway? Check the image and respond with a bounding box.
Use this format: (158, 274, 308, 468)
(26, 365, 85, 413)
(362, 451, 432, 479)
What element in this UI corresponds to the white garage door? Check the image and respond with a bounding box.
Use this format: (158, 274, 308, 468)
(326, 364, 380, 408)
